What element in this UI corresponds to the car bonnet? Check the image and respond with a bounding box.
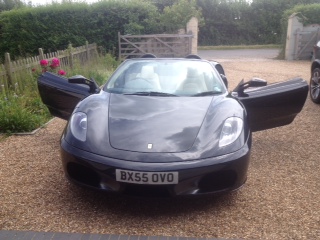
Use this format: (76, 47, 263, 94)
(107, 94, 212, 153)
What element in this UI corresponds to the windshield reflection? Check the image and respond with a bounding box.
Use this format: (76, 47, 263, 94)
(105, 59, 226, 96)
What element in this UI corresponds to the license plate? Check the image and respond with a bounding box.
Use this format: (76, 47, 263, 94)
(116, 169, 178, 185)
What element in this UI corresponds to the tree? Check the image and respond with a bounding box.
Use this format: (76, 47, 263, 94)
(197, 0, 253, 45)
(160, 0, 202, 33)
(197, 0, 320, 45)
(249, 0, 320, 43)
(148, 0, 178, 12)
(0, 0, 24, 11)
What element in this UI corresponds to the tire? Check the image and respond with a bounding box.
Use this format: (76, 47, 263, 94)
(310, 68, 320, 103)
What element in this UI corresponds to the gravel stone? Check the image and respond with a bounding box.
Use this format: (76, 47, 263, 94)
(0, 59, 319, 240)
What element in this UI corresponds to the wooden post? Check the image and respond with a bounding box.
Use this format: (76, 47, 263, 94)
(118, 32, 121, 60)
(4, 53, 13, 87)
(68, 43, 73, 68)
(187, 36, 192, 56)
(86, 41, 90, 62)
(38, 48, 44, 60)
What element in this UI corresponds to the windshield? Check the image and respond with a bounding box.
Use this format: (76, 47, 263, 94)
(104, 59, 226, 96)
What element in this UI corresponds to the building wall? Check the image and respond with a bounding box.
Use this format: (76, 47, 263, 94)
(285, 13, 320, 60)
(186, 17, 198, 55)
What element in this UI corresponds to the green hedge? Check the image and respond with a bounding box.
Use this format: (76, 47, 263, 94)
(4, 0, 319, 59)
(0, 1, 160, 59)
(0, 0, 204, 60)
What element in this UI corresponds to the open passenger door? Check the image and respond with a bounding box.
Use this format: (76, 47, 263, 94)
(38, 72, 99, 120)
(233, 78, 308, 132)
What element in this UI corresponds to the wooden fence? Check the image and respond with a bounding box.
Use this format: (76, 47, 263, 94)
(118, 33, 193, 60)
(0, 42, 98, 91)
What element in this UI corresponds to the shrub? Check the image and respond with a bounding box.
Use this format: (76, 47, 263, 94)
(0, 53, 119, 134)
(0, 95, 51, 133)
(0, 1, 160, 60)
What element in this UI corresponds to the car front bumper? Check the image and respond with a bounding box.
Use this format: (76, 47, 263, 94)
(60, 139, 251, 196)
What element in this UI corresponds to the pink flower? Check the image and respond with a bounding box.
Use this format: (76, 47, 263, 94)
(58, 69, 66, 75)
(50, 58, 60, 68)
(40, 59, 48, 66)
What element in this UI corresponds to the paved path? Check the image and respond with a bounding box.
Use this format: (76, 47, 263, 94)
(0, 230, 226, 240)
(198, 48, 280, 60)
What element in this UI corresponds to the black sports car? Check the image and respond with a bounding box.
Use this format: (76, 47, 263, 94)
(38, 55, 308, 196)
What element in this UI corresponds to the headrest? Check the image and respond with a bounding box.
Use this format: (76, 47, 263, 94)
(140, 65, 154, 78)
(187, 67, 200, 78)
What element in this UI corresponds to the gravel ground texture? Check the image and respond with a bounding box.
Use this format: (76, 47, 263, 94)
(1, 57, 320, 240)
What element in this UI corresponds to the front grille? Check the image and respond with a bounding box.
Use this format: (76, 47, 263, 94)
(198, 170, 237, 193)
(67, 162, 101, 188)
(124, 184, 173, 197)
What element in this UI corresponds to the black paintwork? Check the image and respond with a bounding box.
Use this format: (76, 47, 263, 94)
(235, 77, 308, 131)
(60, 137, 251, 196)
(37, 58, 309, 196)
(38, 72, 93, 120)
(62, 91, 247, 162)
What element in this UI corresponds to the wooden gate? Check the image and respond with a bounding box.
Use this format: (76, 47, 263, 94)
(294, 28, 320, 60)
(118, 32, 193, 60)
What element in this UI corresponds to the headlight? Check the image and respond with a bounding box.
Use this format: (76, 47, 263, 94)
(219, 117, 243, 147)
(70, 112, 87, 142)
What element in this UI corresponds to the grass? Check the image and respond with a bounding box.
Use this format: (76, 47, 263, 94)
(0, 95, 51, 134)
(0, 53, 119, 134)
(198, 44, 280, 50)
(66, 53, 119, 86)
(0, 69, 52, 134)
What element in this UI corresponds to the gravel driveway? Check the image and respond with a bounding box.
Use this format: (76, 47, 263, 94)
(1, 55, 319, 240)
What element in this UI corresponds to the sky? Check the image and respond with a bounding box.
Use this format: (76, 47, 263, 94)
(24, 0, 99, 6)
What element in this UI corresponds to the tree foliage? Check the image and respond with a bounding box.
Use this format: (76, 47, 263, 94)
(0, 0, 24, 12)
(198, 0, 320, 46)
(148, 0, 178, 12)
(198, 0, 254, 45)
(160, 0, 202, 33)
(0, 0, 161, 58)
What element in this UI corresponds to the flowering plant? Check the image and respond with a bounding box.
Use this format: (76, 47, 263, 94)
(33, 57, 66, 76)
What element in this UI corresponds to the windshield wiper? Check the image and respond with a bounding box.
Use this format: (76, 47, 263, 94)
(191, 91, 223, 97)
(124, 91, 178, 97)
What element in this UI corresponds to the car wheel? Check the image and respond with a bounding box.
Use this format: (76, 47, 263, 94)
(310, 68, 320, 103)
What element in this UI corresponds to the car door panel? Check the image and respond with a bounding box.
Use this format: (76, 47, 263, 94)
(235, 78, 308, 132)
(38, 72, 91, 120)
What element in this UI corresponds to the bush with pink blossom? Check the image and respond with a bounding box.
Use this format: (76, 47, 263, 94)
(39, 57, 66, 76)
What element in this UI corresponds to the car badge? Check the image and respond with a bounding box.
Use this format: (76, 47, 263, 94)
(147, 143, 153, 149)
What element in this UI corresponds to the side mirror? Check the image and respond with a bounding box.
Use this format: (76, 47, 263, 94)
(233, 78, 267, 97)
(68, 75, 100, 93)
